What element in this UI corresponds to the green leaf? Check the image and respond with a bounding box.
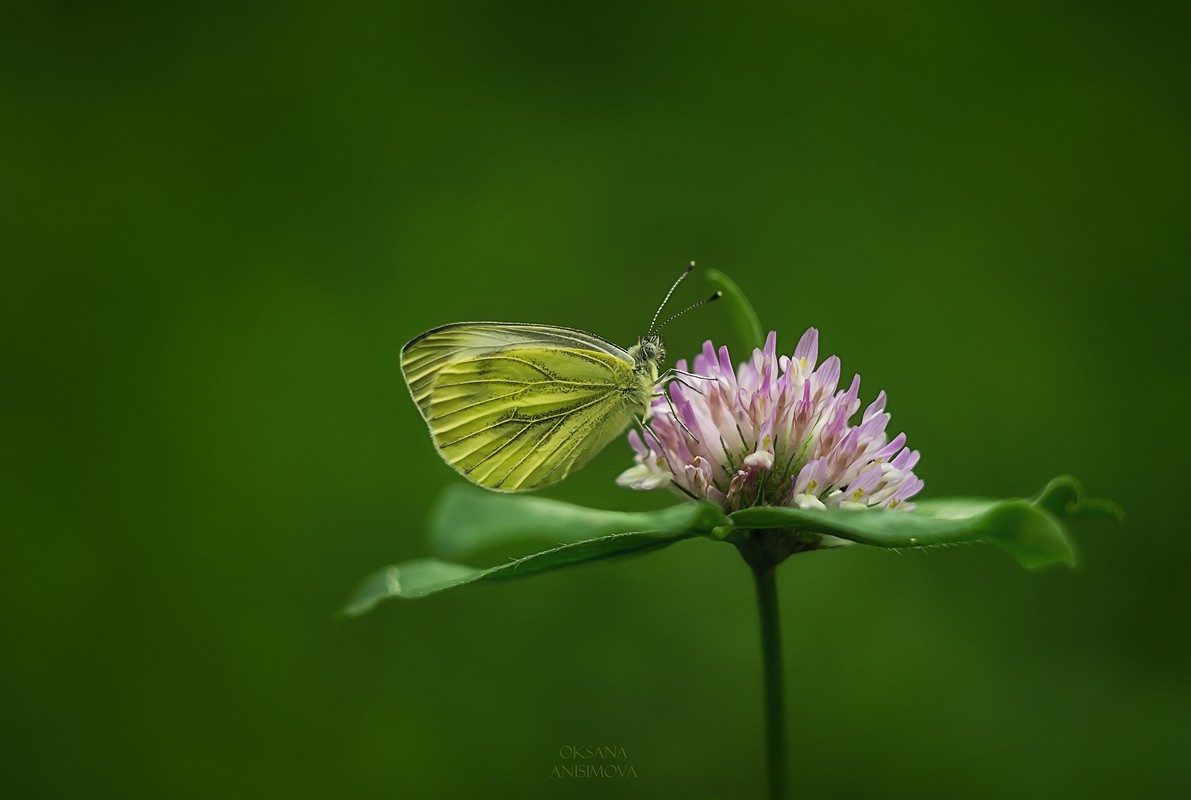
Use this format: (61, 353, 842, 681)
(728, 476, 1118, 569)
(706, 268, 765, 351)
(343, 528, 699, 616)
(430, 485, 726, 561)
(343, 476, 1119, 616)
(343, 560, 480, 612)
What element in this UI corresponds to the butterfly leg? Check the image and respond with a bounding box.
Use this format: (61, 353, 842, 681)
(656, 369, 712, 395)
(658, 368, 717, 385)
(652, 389, 700, 444)
(669, 479, 701, 501)
(659, 368, 716, 381)
(632, 417, 696, 498)
(633, 418, 676, 473)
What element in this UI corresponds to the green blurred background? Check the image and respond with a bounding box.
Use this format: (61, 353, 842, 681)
(3, 2, 1188, 798)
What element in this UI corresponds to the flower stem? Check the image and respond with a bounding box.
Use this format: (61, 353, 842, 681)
(753, 562, 787, 800)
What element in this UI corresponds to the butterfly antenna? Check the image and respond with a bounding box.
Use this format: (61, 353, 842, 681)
(647, 261, 695, 335)
(656, 290, 723, 330)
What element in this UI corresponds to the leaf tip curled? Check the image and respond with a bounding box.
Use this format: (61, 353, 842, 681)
(1085, 498, 1125, 521)
(1034, 475, 1123, 521)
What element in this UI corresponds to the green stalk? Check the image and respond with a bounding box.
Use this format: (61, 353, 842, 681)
(753, 562, 787, 800)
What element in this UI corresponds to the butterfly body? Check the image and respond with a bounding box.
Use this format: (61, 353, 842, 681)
(401, 323, 664, 492)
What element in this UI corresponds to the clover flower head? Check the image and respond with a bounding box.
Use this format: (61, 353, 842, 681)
(618, 329, 923, 513)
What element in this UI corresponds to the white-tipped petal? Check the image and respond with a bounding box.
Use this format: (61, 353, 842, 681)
(619, 330, 922, 513)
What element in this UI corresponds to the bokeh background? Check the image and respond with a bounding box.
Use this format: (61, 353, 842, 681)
(3, 2, 1188, 798)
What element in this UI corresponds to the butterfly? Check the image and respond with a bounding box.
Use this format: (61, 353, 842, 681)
(400, 263, 719, 492)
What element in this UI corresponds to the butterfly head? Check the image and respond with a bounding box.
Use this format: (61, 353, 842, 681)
(632, 334, 666, 367)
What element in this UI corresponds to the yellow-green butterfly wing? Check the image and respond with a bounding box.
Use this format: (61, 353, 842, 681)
(401, 322, 638, 415)
(401, 323, 656, 492)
